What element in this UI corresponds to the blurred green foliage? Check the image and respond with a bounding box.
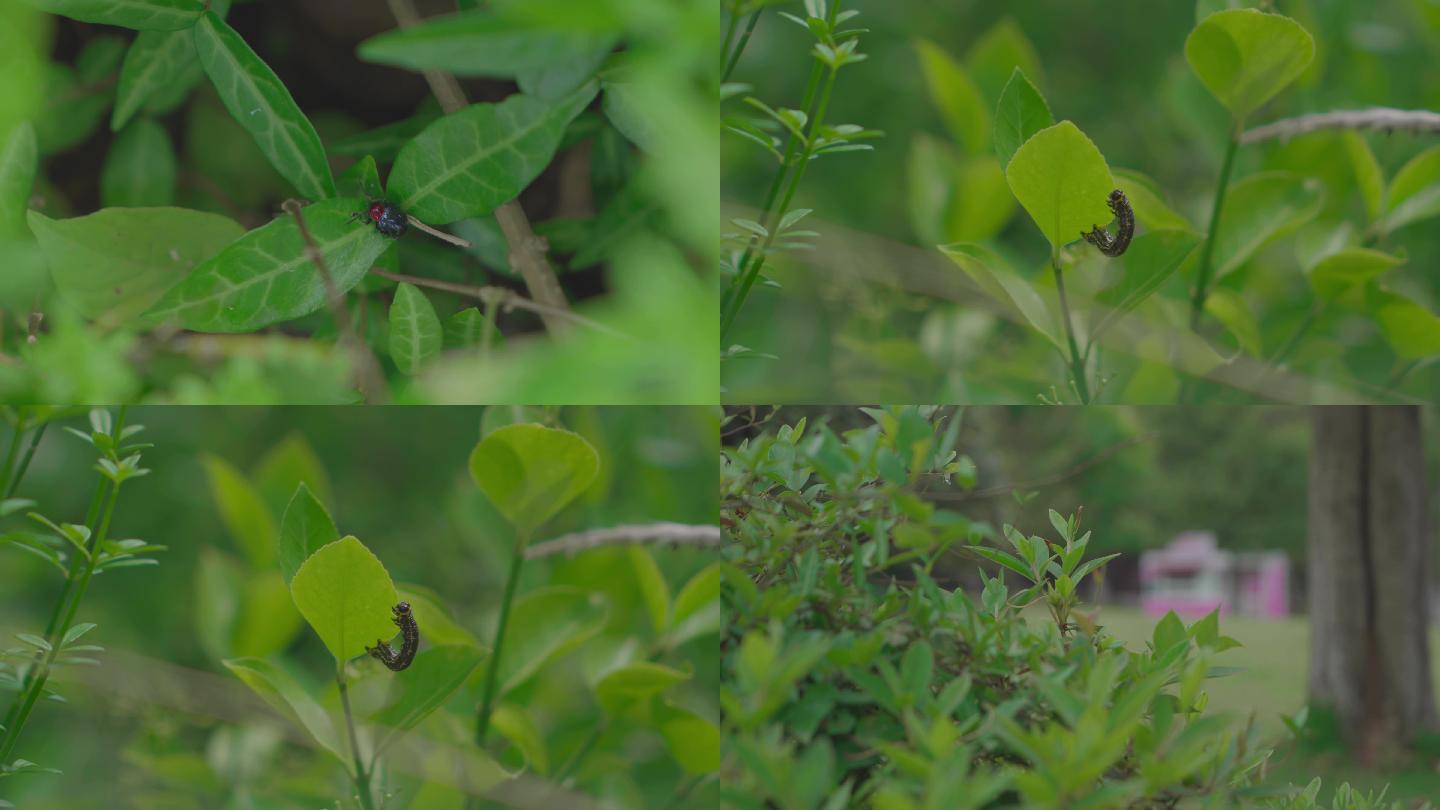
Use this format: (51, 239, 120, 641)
(0, 405, 719, 808)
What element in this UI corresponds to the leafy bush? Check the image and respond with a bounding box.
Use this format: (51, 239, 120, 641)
(720, 407, 1424, 808)
(0, 0, 714, 404)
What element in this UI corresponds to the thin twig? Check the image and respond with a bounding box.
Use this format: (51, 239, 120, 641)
(926, 434, 1157, 502)
(1242, 108, 1440, 144)
(525, 523, 722, 560)
(281, 200, 385, 402)
(384, 0, 574, 333)
(406, 215, 472, 248)
(369, 268, 632, 340)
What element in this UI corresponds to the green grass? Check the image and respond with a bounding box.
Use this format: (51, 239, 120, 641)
(1092, 605, 1440, 805)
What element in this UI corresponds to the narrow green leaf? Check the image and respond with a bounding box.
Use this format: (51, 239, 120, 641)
(1211, 172, 1323, 279)
(443, 307, 503, 350)
(28, 207, 243, 328)
(1307, 247, 1403, 303)
(100, 118, 177, 207)
(0, 122, 37, 237)
(334, 155, 383, 201)
(1384, 144, 1440, 233)
(192, 11, 335, 200)
(992, 67, 1052, 171)
(914, 38, 988, 155)
(201, 454, 277, 568)
(1184, 9, 1314, 122)
(328, 108, 441, 162)
(1342, 132, 1384, 223)
(111, 0, 231, 131)
(594, 661, 689, 715)
(468, 424, 600, 538)
(254, 434, 333, 517)
(1152, 610, 1188, 654)
(1004, 120, 1114, 250)
(1113, 168, 1193, 231)
(389, 82, 598, 224)
(964, 545, 1035, 583)
(388, 282, 442, 375)
(289, 535, 398, 664)
(497, 587, 608, 694)
(231, 569, 304, 658)
(223, 657, 346, 765)
(20, 0, 203, 31)
(658, 705, 720, 775)
(1370, 288, 1440, 360)
(1204, 288, 1262, 356)
(939, 242, 1061, 349)
(143, 197, 389, 332)
(1093, 230, 1203, 337)
(488, 705, 549, 773)
(278, 483, 339, 585)
(671, 562, 720, 629)
(357, 11, 613, 78)
(628, 547, 670, 634)
(370, 645, 485, 731)
(395, 585, 481, 648)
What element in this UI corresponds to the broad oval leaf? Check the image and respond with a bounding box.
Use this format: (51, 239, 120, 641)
(1004, 120, 1114, 251)
(594, 662, 689, 715)
(192, 11, 335, 200)
(1384, 144, 1440, 234)
(992, 67, 1052, 171)
(1211, 172, 1322, 279)
(939, 242, 1061, 349)
(357, 10, 613, 79)
(468, 423, 599, 538)
(0, 122, 38, 237)
(222, 657, 346, 765)
(1307, 247, 1403, 304)
(388, 282, 442, 375)
(101, 118, 177, 207)
(28, 207, 244, 328)
(496, 586, 608, 694)
(143, 197, 389, 332)
(1184, 9, 1314, 122)
(278, 482, 339, 585)
(370, 645, 485, 732)
(20, 0, 203, 31)
(289, 535, 398, 664)
(389, 82, 597, 224)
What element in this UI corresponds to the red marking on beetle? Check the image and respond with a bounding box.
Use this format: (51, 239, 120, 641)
(368, 202, 386, 223)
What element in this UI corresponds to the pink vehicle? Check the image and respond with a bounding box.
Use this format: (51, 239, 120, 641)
(1140, 532, 1289, 619)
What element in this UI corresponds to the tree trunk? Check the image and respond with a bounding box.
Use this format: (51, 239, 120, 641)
(1308, 405, 1435, 765)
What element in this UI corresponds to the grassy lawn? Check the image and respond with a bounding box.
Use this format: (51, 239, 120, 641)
(1092, 605, 1440, 805)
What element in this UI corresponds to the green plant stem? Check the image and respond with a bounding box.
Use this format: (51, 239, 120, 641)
(721, 62, 839, 339)
(1268, 304, 1323, 368)
(1052, 257, 1091, 404)
(554, 721, 607, 784)
(475, 535, 528, 745)
(721, 11, 761, 84)
(0, 425, 23, 501)
(1189, 132, 1241, 330)
(721, 5, 741, 70)
(7, 423, 47, 499)
(338, 669, 376, 810)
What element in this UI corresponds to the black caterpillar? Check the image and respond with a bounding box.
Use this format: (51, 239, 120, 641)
(367, 601, 419, 672)
(1081, 188, 1134, 257)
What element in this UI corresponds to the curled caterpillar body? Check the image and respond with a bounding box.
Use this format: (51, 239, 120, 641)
(367, 601, 419, 671)
(1081, 189, 1134, 257)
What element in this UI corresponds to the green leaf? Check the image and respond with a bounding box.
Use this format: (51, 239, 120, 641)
(964, 545, 1035, 583)
(288, 536, 398, 664)
(395, 585, 481, 648)
(192, 11, 335, 200)
(1184, 9, 1314, 122)
(1307, 247, 1403, 303)
(231, 569, 304, 658)
(1211, 172, 1323, 279)
(488, 704, 549, 774)
(628, 546, 670, 634)
(329, 110, 441, 162)
(1204, 287, 1262, 356)
(1384, 144, 1440, 233)
(1152, 610, 1189, 654)
(111, 0, 231, 131)
(1113, 168, 1193, 231)
(468, 423, 599, 538)
(371, 645, 485, 731)
(28, 207, 244, 328)
(278, 483, 339, 585)
(1370, 288, 1440, 360)
(20, 0, 203, 31)
(1342, 132, 1384, 223)
(200, 454, 278, 568)
(0, 122, 37, 237)
(497, 586, 608, 694)
(223, 657, 346, 765)
(939, 242, 1060, 349)
(195, 547, 240, 660)
(992, 67, 1052, 171)
(671, 562, 720, 629)
(254, 434, 333, 517)
(594, 661, 689, 714)
(658, 705, 720, 774)
(334, 155, 383, 201)
(357, 10, 614, 79)
(965, 17, 1046, 105)
(100, 118, 177, 207)
(143, 197, 390, 332)
(914, 38, 988, 155)
(388, 283, 443, 375)
(945, 156, 1014, 243)
(389, 82, 597, 224)
(1004, 120, 1114, 251)
(443, 307, 503, 350)
(34, 64, 111, 156)
(1093, 230, 1203, 338)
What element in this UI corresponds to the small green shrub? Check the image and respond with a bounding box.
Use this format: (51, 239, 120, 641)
(720, 407, 1425, 809)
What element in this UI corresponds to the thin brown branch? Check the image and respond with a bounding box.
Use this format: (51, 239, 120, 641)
(384, 0, 573, 334)
(369, 268, 632, 340)
(927, 434, 1157, 502)
(281, 200, 386, 402)
(1241, 108, 1440, 144)
(406, 215, 472, 248)
(525, 523, 722, 559)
